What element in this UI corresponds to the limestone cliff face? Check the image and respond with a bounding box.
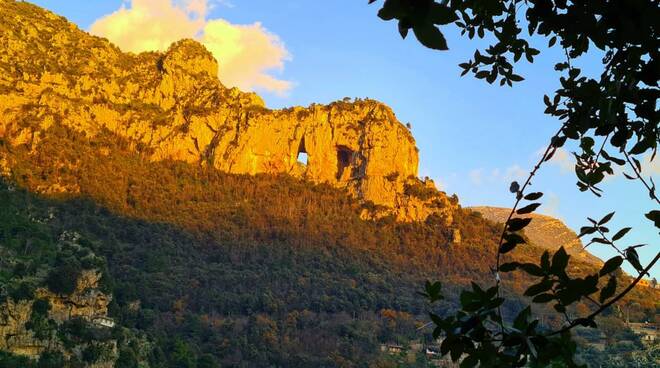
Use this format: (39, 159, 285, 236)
(0, 270, 115, 362)
(0, 0, 456, 222)
(35, 270, 111, 324)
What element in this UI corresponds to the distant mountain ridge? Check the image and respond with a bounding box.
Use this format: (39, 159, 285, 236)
(470, 206, 603, 266)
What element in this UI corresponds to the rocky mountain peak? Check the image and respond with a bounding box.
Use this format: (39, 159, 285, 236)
(162, 39, 219, 78)
(0, 0, 457, 223)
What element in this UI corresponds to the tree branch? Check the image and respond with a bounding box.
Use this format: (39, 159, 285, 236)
(623, 151, 659, 205)
(546, 251, 660, 337)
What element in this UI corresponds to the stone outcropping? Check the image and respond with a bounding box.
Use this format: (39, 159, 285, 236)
(0, 0, 456, 222)
(0, 270, 115, 361)
(35, 270, 111, 324)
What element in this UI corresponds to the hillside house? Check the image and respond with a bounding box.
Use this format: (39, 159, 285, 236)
(92, 316, 115, 328)
(628, 322, 657, 343)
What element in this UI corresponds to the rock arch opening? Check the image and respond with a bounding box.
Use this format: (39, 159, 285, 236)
(336, 145, 353, 180)
(297, 138, 308, 165)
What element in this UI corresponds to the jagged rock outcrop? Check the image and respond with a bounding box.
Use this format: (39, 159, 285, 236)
(469, 206, 603, 265)
(35, 270, 111, 324)
(0, 270, 116, 362)
(0, 0, 456, 222)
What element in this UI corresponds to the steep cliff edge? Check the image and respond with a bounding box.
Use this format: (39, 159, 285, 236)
(0, 0, 456, 223)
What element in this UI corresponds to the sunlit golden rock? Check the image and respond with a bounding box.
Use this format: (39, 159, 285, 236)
(0, 270, 113, 359)
(0, 0, 457, 222)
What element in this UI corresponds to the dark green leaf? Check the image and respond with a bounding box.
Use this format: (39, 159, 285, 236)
(574, 318, 597, 328)
(428, 3, 458, 25)
(601, 150, 626, 166)
(524, 279, 553, 296)
(629, 138, 652, 155)
(580, 137, 595, 155)
(398, 21, 409, 38)
(508, 217, 532, 231)
(429, 312, 443, 326)
(524, 192, 543, 200)
(532, 293, 554, 303)
(424, 280, 443, 302)
(500, 262, 520, 272)
(578, 226, 597, 238)
(504, 232, 526, 245)
(520, 263, 545, 277)
(599, 276, 617, 303)
(612, 227, 632, 241)
(513, 307, 531, 330)
(475, 70, 489, 79)
(517, 203, 541, 214)
(625, 248, 644, 272)
(541, 251, 550, 271)
(460, 354, 479, 368)
(554, 304, 566, 313)
(551, 247, 569, 274)
(645, 210, 660, 228)
(599, 256, 623, 276)
(412, 23, 448, 50)
(499, 241, 517, 254)
(598, 212, 615, 225)
(377, 1, 400, 21)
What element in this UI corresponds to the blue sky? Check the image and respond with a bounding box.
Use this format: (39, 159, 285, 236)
(30, 0, 658, 278)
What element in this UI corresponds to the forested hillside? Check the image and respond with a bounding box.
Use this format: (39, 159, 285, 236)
(0, 125, 656, 367)
(0, 1, 657, 366)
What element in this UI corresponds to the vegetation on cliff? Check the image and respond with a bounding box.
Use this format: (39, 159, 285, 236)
(1, 124, 656, 366)
(0, 0, 656, 367)
(0, 0, 452, 223)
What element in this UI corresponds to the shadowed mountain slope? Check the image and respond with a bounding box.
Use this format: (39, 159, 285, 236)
(0, 1, 657, 367)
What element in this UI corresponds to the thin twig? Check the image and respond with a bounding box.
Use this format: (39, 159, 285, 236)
(493, 123, 566, 334)
(595, 227, 626, 259)
(593, 133, 611, 164)
(623, 151, 660, 205)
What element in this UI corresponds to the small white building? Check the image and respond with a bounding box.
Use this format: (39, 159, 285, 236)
(628, 322, 657, 343)
(92, 316, 116, 328)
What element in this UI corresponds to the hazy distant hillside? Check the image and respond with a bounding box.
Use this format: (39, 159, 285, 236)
(470, 206, 603, 266)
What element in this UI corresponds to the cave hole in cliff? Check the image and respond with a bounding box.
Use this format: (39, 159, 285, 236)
(336, 145, 353, 180)
(297, 138, 308, 165)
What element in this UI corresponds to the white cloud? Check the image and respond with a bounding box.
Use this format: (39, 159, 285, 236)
(540, 192, 562, 219)
(535, 146, 574, 174)
(538, 146, 659, 183)
(469, 168, 484, 186)
(503, 165, 527, 182)
(90, 0, 291, 95)
(468, 165, 527, 186)
(549, 147, 575, 173)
